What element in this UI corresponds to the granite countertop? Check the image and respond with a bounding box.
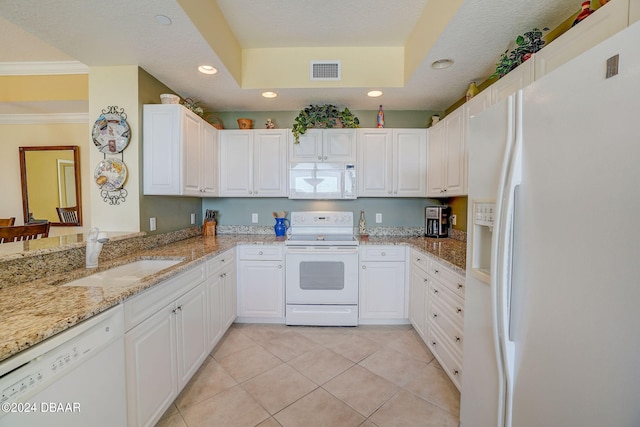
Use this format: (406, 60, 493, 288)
(0, 234, 465, 363)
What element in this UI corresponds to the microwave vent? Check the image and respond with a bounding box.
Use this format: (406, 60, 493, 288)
(310, 61, 341, 81)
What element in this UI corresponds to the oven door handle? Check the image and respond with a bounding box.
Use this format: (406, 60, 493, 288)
(285, 246, 359, 254)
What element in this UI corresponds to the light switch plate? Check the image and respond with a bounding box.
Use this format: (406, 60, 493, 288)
(150, 217, 156, 231)
(375, 213, 382, 223)
(190, 213, 196, 225)
(252, 213, 259, 223)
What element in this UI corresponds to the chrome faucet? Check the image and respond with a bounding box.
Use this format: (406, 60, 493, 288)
(86, 227, 109, 268)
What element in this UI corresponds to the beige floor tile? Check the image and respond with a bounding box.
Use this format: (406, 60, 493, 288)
(359, 347, 429, 387)
(158, 403, 179, 422)
(212, 327, 258, 360)
(369, 390, 459, 427)
(350, 325, 410, 346)
(358, 421, 378, 427)
(235, 324, 295, 347)
(295, 331, 355, 348)
(323, 365, 399, 417)
(259, 332, 322, 361)
(242, 364, 318, 414)
(274, 388, 365, 427)
(256, 417, 283, 427)
(217, 345, 283, 383)
(175, 356, 238, 411)
(155, 411, 187, 427)
(288, 347, 354, 385)
(387, 329, 435, 363)
(403, 364, 460, 416)
(329, 334, 381, 363)
(180, 385, 270, 427)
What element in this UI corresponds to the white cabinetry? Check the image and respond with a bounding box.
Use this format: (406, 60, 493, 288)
(143, 104, 218, 197)
(358, 245, 408, 324)
(425, 259, 465, 391)
(206, 249, 236, 349)
(427, 107, 466, 197)
(534, 0, 629, 79)
(219, 129, 288, 197)
(124, 266, 207, 427)
(409, 249, 430, 340)
(290, 128, 357, 163)
(490, 58, 534, 105)
(237, 245, 285, 323)
(358, 129, 427, 197)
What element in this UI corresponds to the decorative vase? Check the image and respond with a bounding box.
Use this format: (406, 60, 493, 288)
(359, 210, 368, 236)
(274, 217, 289, 237)
(466, 82, 479, 102)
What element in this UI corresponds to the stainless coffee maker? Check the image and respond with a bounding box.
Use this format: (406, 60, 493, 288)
(425, 206, 450, 238)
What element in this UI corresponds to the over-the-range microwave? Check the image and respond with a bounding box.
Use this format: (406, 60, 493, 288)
(289, 162, 356, 199)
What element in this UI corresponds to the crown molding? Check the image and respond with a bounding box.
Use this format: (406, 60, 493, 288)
(0, 113, 89, 124)
(0, 61, 88, 76)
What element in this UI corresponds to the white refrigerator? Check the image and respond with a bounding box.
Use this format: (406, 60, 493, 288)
(460, 21, 640, 427)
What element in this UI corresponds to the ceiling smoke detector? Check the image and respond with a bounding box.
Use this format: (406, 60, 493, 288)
(310, 61, 341, 81)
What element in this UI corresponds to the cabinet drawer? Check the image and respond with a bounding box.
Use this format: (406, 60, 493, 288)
(427, 326, 463, 391)
(428, 297, 464, 356)
(206, 249, 235, 276)
(429, 281, 464, 327)
(237, 245, 283, 260)
(124, 265, 205, 331)
(360, 245, 406, 262)
(411, 249, 430, 273)
(429, 260, 465, 298)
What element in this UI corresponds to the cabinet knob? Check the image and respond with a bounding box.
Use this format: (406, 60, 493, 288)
(432, 313, 438, 318)
(254, 191, 258, 195)
(433, 289, 438, 294)
(455, 336, 461, 342)
(456, 307, 462, 314)
(423, 278, 428, 283)
(452, 369, 459, 376)
(258, 251, 263, 255)
(433, 269, 439, 274)
(416, 257, 421, 261)
(381, 252, 386, 256)
(323, 156, 328, 160)
(431, 341, 437, 347)
(248, 190, 253, 195)
(318, 156, 322, 160)
(457, 283, 463, 289)
(278, 265, 282, 269)
(362, 265, 367, 270)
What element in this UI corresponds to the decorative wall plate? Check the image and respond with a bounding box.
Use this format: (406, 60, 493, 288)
(92, 113, 131, 154)
(94, 159, 127, 190)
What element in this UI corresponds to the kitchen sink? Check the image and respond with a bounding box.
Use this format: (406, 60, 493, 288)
(62, 259, 183, 288)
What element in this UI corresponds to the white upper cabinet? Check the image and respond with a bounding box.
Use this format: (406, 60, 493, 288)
(358, 128, 427, 197)
(427, 108, 466, 197)
(219, 129, 288, 197)
(534, 0, 629, 80)
(143, 104, 218, 197)
(490, 58, 534, 105)
(290, 129, 357, 163)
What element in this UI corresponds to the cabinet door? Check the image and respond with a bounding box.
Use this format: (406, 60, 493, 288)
(222, 262, 237, 329)
(183, 110, 203, 196)
(253, 130, 288, 197)
(201, 124, 218, 197)
(490, 59, 534, 105)
(359, 261, 406, 320)
(175, 284, 208, 389)
(237, 260, 284, 319)
(427, 121, 446, 196)
(219, 131, 253, 196)
(206, 273, 224, 350)
(143, 105, 182, 195)
(394, 129, 427, 197)
(125, 304, 177, 427)
(358, 129, 393, 196)
(444, 108, 466, 196)
(290, 129, 323, 162)
(324, 129, 357, 162)
(409, 266, 428, 339)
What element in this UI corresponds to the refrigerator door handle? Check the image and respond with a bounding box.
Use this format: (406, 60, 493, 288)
(491, 91, 523, 427)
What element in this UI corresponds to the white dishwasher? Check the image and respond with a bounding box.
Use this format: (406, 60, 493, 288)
(0, 305, 126, 427)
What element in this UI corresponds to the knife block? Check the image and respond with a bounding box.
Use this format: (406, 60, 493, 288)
(202, 220, 216, 236)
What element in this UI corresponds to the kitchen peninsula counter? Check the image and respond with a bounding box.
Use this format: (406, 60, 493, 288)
(0, 233, 465, 363)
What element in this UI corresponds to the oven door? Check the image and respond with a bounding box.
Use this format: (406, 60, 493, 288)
(285, 246, 359, 304)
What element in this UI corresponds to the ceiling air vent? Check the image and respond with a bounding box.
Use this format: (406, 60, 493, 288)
(310, 61, 341, 81)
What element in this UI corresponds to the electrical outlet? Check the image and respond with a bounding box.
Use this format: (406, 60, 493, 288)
(149, 217, 156, 231)
(252, 213, 259, 223)
(190, 213, 196, 225)
(375, 213, 382, 223)
(451, 214, 457, 226)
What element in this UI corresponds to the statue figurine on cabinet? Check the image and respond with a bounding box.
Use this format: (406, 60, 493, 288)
(265, 118, 275, 129)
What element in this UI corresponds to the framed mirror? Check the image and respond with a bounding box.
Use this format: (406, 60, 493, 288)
(19, 146, 82, 226)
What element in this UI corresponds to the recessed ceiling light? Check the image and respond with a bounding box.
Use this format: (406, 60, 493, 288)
(367, 90, 383, 97)
(431, 59, 454, 69)
(262, 91, 278, 98)
(154, 15, 172, 25)
(198, 65, 218, 75)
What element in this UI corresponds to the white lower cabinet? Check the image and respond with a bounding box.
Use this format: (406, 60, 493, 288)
(237, 245, 284, 323)
(124, 266, 207, 427)
(409, 249, 430, 339)
(206, 249, 236, 349)
(358, 245, 408, 324)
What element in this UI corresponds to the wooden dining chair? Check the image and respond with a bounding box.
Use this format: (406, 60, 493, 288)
(56, 206, 79, 223)
(0, 217, 15, 226)
(0, 222, 51, 243)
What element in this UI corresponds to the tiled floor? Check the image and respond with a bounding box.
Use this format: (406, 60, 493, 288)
(156, 323, 460, 427)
